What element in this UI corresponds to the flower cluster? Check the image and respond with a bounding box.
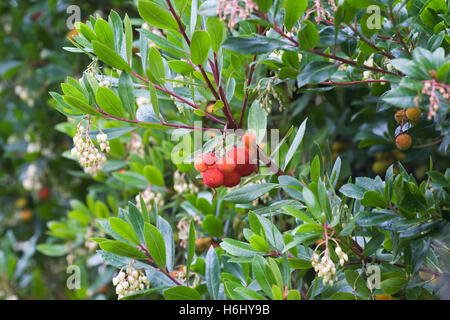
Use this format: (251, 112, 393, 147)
(126, 134, 145, 157)
(112, 264, 150, 299)
(174, 171, 199, 194)
(172, 265, 201, 287)
(420, 79, 450, 119)
(71, 124, 110, 175)
(14, 85, 35, 107)
(22, 163, 43, 191)
(177, 215, 202, 248)
(311, 244, 348, 286)
(135, 187, 164, 212)
(217, 0, 258, 28)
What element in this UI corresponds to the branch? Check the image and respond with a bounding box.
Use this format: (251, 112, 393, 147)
(239, 56, 257, 127)
(131, 71, 226, 125)
(139, 245, 183, 286)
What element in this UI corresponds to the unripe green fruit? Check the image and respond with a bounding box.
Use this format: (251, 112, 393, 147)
(406, 107, 421, 125)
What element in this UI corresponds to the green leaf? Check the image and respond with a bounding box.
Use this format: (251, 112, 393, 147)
(222, 35, 295, 55)
(202, 214, 224, 237)
(302, 187, 323, 222)
(205, 246, 221, 300)
(380, 277, 407, 295)
(92, 40, 131, 72)
(190, 30, 211, 65)
(361, 190, 388, 208)
(339, 183, 366, 200)
(282, 118, 307, 170)
(127, 202, 145, 245)
(138, 0, 179, 31)
(109, 10, 124, 55)
(234, 287, 267, 300)
(63, 95, 99, 116)
(283, 206, 315, 224)
(148, 47, 165, 83)
(297, 61, 338, 88)
(144, 222, 166, 269)
(221, 238, 258, 257)
(249, 235, 270, 252)
(118, 72, 135, 116)
(223, 183, 278, 203)
(252, 255, 274, 298)
(109, 217, 140, 245)
(143, 165, 165, 186)
(124, 14, 133, 63)
(168, 60, 195, 75)
(37, 244, 68, 257)
(94, 18, 115, 50)
(163, 286, 201, 300)
(113, 171, 148, 189)
(298, 20, 319, 50)
(284, 0, 307, 31)
(96, 86, 126, 118)
(256, 0, 273, 13)
(149, 85, 160, 120)
(248, 103, 267, 144)
(99, 240, 147, 259)
(363, 232, 385, 256)
(286, 290, 301, 300)
(356, 211, 397, 227)
(206, 17, 225, 53)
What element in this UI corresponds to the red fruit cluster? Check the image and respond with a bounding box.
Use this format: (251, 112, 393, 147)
(39, 187, 51, 201)
(195, 134, 258, 189)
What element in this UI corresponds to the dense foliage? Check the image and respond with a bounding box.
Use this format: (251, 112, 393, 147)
(1, 0, 449, 300)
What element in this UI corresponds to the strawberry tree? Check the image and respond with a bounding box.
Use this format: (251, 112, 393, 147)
(40, 0, 450, 300)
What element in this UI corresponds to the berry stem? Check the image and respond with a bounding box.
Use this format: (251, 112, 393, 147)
(139, 245, 183, 286)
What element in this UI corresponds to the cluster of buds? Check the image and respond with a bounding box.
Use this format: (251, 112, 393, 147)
(22, 163, 43, 191)
(98, 79, 111, 87)
(177, 215, 202, 248)
(174, 171, 199, 194)
(172, 265, 201, 287)
(420, 79, 450, 119)
(14, 85, 35, 107)
(255, 76, 290, 114)
(126, 133, 145, 157)
(112, 264, 150, 299)
(136, 96, 150, 107)
(311, 243, 348, 286)
(135, 187, 164, 212)
(217, 0, 258, 28)
(71, 124, 110, 175)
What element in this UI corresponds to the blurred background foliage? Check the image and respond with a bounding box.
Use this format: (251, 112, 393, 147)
(0, 0, 448, 300)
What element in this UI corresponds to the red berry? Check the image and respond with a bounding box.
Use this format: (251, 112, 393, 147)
(201, 168, 224, 188)
(223, 171, 241, 187)
(216, 156, 236, 173)
(227, 147, 249, 165)
(236, 163, 256, 177)
(39, 187, 51, 200)
(202, 153, 217, 166)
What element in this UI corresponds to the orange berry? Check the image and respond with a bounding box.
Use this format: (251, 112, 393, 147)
(375, 294, 393, 300)
(201, 168, 224, 188)
(216, 156, 236, 173)
(223, 170, 241, 187)
(395, 134, 412, 150)
(20, 209, 33, 222)
(242, 132, 257, 150)
(194, 157, 208, 172)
